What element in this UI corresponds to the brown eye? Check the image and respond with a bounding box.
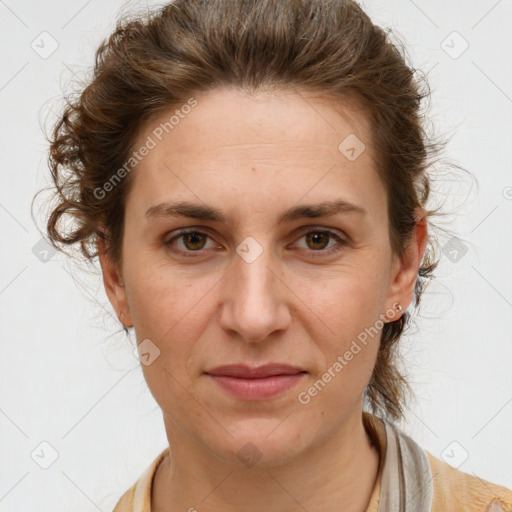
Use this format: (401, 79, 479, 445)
(164, 229, 217, 257)
(182, 232, 207, 251)
(292, 228, 347, 258)
(305, 231, 330, 250)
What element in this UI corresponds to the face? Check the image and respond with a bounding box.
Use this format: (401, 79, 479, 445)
(100, 86, 425, 468)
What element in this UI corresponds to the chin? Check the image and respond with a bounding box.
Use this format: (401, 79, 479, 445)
(207, 418, 309, 469)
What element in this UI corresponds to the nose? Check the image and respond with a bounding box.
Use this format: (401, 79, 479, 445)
(219, 240, 292, 344)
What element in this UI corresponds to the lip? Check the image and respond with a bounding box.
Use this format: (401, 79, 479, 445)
(206, 364, 306, 378)
(205, 364, 307, 401)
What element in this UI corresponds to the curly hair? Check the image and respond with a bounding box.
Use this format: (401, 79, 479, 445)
(37, 0, 443, 421)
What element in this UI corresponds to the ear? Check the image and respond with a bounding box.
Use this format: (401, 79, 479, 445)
(97, 232, 133, 328)
(386, 208, 428, 315)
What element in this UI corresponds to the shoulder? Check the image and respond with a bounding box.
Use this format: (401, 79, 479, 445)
(112, 448, 169, 512)
(427, 451, 512, 512)
(113, 484, 136, 512)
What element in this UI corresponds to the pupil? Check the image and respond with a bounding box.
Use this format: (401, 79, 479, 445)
(185, 233, 205, 250)
(308, 232, 328, 250)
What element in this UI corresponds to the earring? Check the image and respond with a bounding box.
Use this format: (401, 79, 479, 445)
(394, 303, 403, 313)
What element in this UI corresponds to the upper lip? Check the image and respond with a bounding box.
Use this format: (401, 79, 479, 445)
(205, 364, 306, 378)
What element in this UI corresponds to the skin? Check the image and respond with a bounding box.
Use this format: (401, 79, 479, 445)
(99, 86, 427, 512)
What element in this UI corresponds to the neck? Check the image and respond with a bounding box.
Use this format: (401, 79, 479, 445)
(152, 411, 380, 512)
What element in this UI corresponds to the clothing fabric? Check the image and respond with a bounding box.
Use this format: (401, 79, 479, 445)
(113, 413, 512, 512)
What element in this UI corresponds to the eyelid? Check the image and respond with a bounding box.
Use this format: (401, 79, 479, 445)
(163, 225, 221, 241)
(164, 226, 348, 258)
(291, 224, 347, 239)
(164, 227, 220, 251)
(288, 226, 348, 255)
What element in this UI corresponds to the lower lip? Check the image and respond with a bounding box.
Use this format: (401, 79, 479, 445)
(207, 373, 306, 401)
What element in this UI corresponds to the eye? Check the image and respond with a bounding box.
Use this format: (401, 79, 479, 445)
(164, 229, 218, 257)
(291, 229, 347, 257)
(164, 227, 348, 259)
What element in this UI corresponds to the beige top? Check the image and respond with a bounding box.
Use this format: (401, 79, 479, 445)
(113, 413, 512, 512)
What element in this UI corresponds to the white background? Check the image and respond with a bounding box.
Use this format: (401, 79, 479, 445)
(1, 0, 511, 510)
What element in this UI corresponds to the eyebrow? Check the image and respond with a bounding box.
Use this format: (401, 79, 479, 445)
(145, 199, 367, 224)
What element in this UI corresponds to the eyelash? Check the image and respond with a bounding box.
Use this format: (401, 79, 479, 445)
(164, 227, 348, 259)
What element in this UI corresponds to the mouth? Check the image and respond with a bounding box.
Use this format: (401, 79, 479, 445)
(204, 364, 307, 401)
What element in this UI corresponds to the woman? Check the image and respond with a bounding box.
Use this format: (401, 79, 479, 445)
(42, 0, 512, 510)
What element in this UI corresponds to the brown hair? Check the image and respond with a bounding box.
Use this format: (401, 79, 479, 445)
(38, 0, 443, 421)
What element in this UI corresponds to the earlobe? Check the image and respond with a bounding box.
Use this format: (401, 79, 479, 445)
(97, 233, 133, 327)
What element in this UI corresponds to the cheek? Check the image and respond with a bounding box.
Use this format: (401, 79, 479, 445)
(294, 263, 389, 390)
(125, 263, 225, 385)
(126, 270, 216, 412)
(298, 262, 390, 338)
(124, 254, 216, 336)
(296, 280, 383, 415)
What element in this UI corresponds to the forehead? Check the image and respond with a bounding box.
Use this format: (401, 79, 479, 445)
(138, 87, 372, 157)
(126, 87, 385, 222)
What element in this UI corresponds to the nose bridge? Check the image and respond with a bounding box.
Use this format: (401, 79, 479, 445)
(220, 236, 289, 342)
